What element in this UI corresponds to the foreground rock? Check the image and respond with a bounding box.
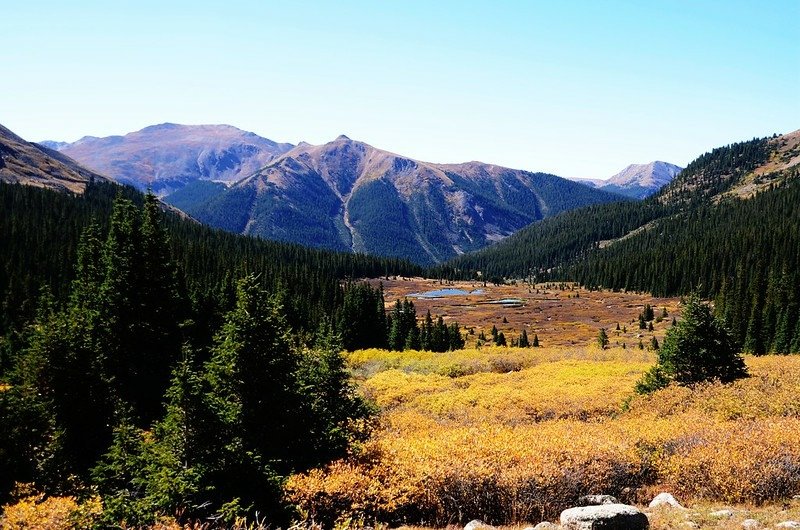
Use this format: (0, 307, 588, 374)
(560, 503, 648, 529)
(649, 492, 685, 509)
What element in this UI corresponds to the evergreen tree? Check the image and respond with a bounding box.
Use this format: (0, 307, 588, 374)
(532, 333, 540, 347)
(597, 328, 609, 349)
(519, 329, 530, 348)
(636, 294, 747, 394)
(495, 331, 507, 347)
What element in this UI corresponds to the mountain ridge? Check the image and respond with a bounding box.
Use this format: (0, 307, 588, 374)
(572, 161, 682, 199)
(179, 135, 626, 264)
(45, 123, 294, 195)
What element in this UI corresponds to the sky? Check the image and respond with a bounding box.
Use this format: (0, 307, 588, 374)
(2, 0, 798, 178)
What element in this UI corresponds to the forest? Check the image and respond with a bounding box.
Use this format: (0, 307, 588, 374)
(0, 181, 465, 525)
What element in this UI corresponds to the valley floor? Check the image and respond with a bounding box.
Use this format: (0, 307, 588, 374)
(287, 282, 800, 529)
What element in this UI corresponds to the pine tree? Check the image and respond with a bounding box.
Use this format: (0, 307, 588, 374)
(597, 328, 609, 349)
(532, 333, 540, 347)
(519, 329, 530, 348)
(636, 294, 747, 394)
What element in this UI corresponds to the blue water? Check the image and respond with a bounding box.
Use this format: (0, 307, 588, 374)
(410, 288, 485, 298)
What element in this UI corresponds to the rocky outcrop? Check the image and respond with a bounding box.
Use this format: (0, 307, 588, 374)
(560, 503, 648, 530)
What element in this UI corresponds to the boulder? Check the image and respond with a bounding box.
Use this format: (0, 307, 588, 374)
(464, 520, 496, 530)
(648, 492, 684, 509)
(776, 523, 800, 529)
(741, 519, 760, 529)
(560, 503, 648, 530)
(577, 495, 619, 506)
(533, 523, 558, 529)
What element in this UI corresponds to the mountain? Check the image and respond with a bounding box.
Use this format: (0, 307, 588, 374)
(48, 123, 294, 195)
(573, 161, 682, 199)
(443, 130, 800, 352)
(178, 135, 626, 265)
(0, 123, 109, 193)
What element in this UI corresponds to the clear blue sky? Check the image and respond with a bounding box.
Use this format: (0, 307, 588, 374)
(2, 0, 798, 178)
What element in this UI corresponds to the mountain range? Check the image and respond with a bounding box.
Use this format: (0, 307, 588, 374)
(573, 161, 683, 199)
(172, 135, 626, 264)
(44, 123, 293, 195)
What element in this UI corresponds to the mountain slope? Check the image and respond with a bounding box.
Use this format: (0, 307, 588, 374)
(442, 130, 800, 352)
(181, 135, 626, 264)
(0, 123, 109, 193)
(49, 123, 293, 195)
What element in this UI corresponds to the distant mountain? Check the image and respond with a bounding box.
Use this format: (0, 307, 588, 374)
(0, 123, 109, 193)
(179, 135, 625, 265)
(48, 123, 294, 195)
(574, 161, 682, 199)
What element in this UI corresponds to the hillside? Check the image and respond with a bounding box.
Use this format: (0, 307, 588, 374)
(48, 123, 293, 195)
(443, 130, 800, 352)
(179, 135, 625, 264)
(0, 124, 109, 193)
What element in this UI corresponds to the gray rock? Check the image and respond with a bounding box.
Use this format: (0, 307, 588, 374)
(464, 520, 496, 530)
(710, 509, 734, 518)
(776, 523, 800, 529)
(741, 519, 760, 529)
(533, 524, 558, 530)
(560, 504, 648, 530)
(649, 492, 684, 509)
(577, 494, 620, 506)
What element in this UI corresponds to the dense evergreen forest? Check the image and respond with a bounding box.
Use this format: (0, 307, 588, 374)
(441, 135, 800, 353)
(0, 181, 469, 525)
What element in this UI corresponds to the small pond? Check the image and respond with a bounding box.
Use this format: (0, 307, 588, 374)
(409, 288, 485, 298)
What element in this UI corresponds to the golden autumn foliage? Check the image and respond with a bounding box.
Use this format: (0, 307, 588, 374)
(286, 348, 800, 527)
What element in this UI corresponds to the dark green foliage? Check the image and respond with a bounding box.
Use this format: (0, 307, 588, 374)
(518, 329, 530, 348)
(0, 182, 409, 522)
(597, 328, 609, 349)
(636, 295, 747, 394)
(532, 333, 540, 347)
(336, 282, 387, 351)
(495, 331, 507, 347)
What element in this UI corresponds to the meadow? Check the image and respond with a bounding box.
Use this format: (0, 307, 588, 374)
(288, 343, 800, 529)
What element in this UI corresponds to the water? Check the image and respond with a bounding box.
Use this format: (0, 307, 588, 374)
(410, 288, 485, 298)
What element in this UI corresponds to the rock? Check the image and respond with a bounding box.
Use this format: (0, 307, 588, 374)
(649, 492, 684, 509)
(776, 523, 800, 529)
(741, 519, 760, 529)
(533, 524, 558, 530)
(683, 523, 699, 529)
(464, 520, 496, 530)
(577, 494, 620, 506)
(710, 509, 734, 518)
(560, 503, 648, 530)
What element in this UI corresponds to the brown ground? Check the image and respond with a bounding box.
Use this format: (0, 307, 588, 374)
(370, 277, 681, 349)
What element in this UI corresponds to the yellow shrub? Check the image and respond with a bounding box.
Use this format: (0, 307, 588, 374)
(288, 352, 800, 527)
